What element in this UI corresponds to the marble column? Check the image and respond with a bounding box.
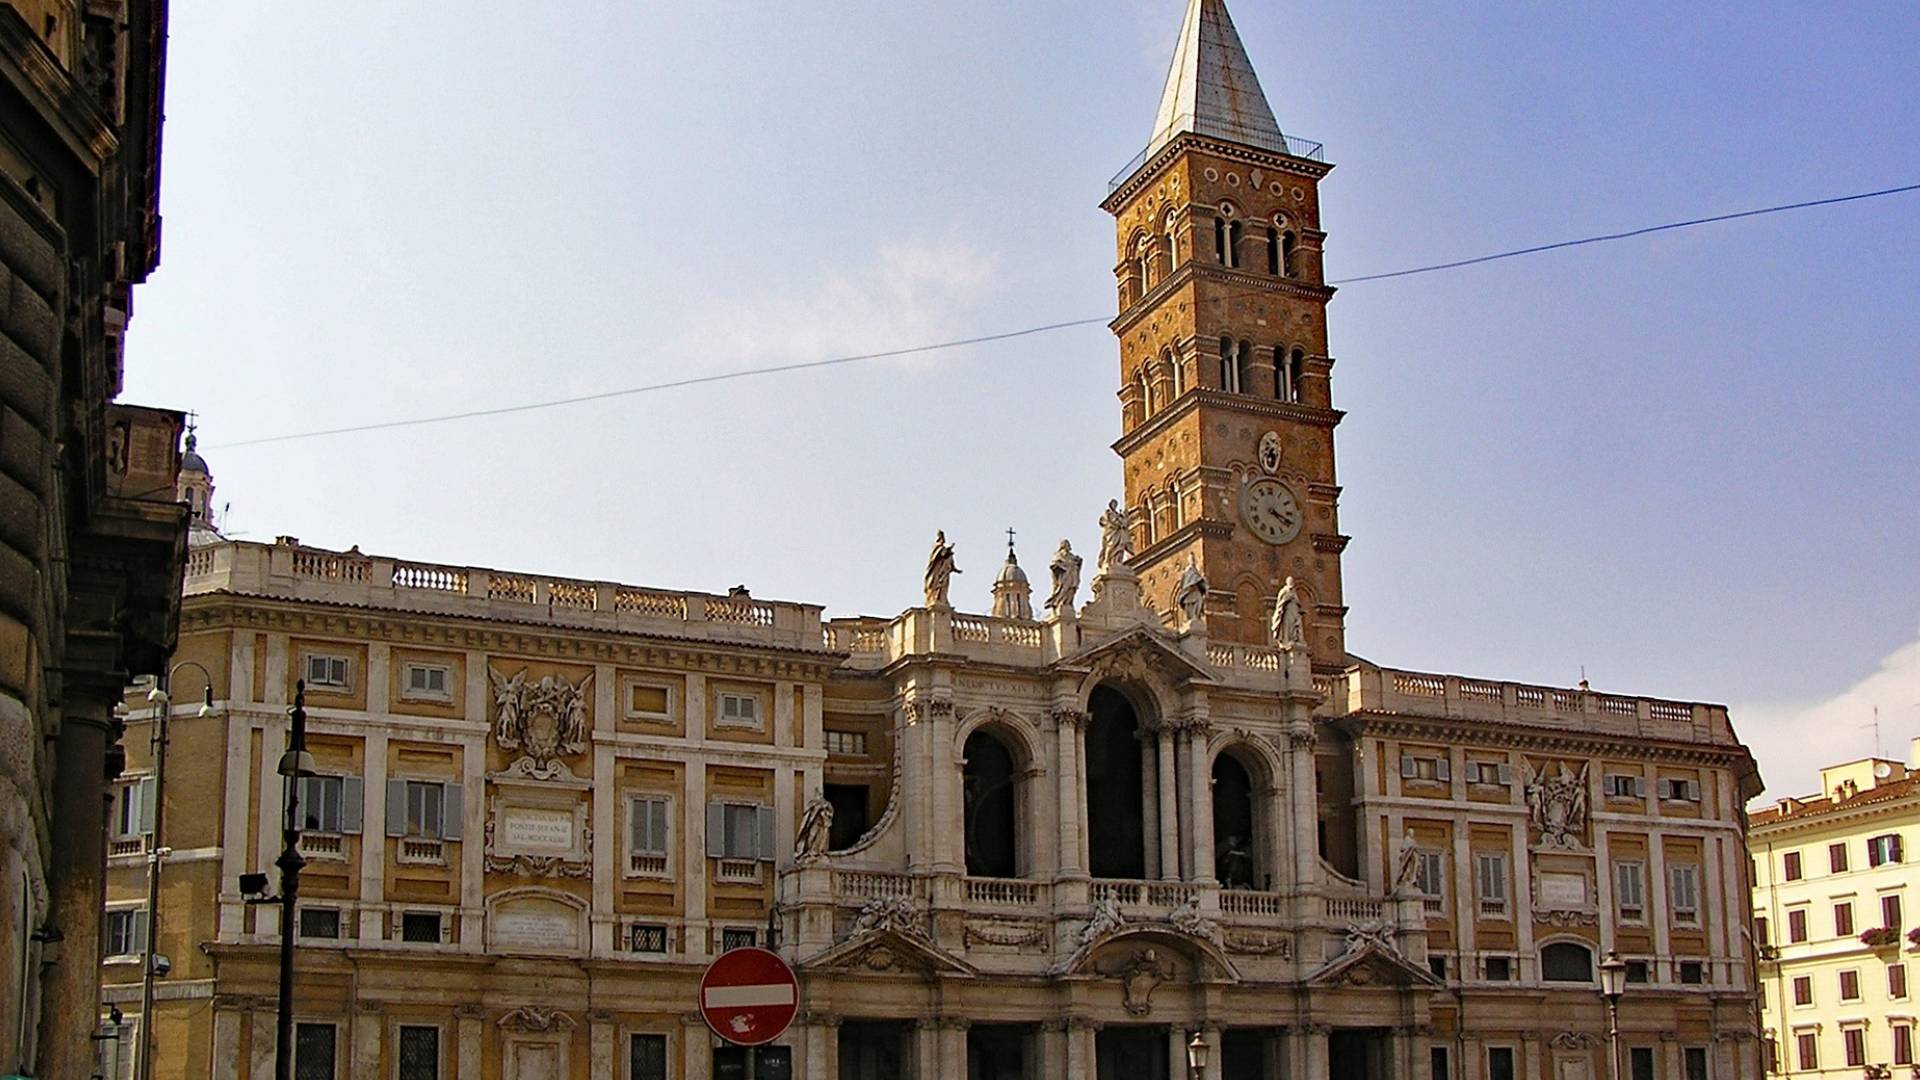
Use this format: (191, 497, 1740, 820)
(1052, 707, 1087, 877)
(1156, 725, 1179, 881)
(1288, 727, 1319, 889)
(1066, 1019, 1099, 1080)
(1167, 1027, 1187, 1080)
(914, 1018, 943, 1080)
(939, 1018, 970, 1075)
(1186, 719, 1216, 882)
(1038, 1020, 1069, 1079)
(1303, 1024, 1331, 1080)
(1141, 735, 1161, 877)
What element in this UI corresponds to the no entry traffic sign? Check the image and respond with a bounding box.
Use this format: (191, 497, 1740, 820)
(699, 947, 799, 1047)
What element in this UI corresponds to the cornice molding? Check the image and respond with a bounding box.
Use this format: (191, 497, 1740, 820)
(1102, 132, 1332, 212)
(1112, 391, 1343, 458)
(1344, 711, 1751, 767)
(180, 593, 841, 680)
(1111, 262, 1335, 337)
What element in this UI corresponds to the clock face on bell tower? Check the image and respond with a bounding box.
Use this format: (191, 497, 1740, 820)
(1098, 0, 1349, 663)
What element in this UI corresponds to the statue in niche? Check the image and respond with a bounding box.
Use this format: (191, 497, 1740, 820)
(1270, 575, 1305, 648)
(1525, 761, 1591, 849)
(923, 531, 959, 608)
(794, 795, 834, 861)
(1215, 834, 1255, 889)
(1097, 500, 1135, 575)
(1175, 555, 1208, 629)
(1045, 539, 1083, 615)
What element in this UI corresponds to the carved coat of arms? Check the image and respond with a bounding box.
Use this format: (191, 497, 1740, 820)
(1525, 760, 1591, 850)
(492, 668, 592, 777)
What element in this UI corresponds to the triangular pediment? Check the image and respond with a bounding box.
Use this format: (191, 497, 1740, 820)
(1307, 941, 1442, 990)
(800, 928, 976, 978)
(1064, 627, 1215, 687)
(1061, 925, 1241, 984)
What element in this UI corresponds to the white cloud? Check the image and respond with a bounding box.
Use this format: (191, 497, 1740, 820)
(692, 232, 1002, 370)
(1735, 638, 1920, 804)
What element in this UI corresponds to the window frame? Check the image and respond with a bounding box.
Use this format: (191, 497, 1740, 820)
(304, 653, 352, 692)
(1475, 851, 1509, 918)
(720, 927, 758, 952)
(715, 691, 763, 730)
(1604, 773, 1644, 799)
(294, 1021, 339, 1080)
(1795, 1029, 1818, 1071)
(393, 1022, 443, 1080)
(399, 662, 453, 703)
(1891, 961, 1909, 1000)
(622, 678, 675, 724)
(1792, 974, 1813, 1007)
(1668, 863, 1701, 926)
(627, 1031, 670, 1080)
(298, 906, 343, 941)
(405, 780, 445, 839)
(398, 910, 443, 945)
(625, 795, 672, 878)
(1781, 850, 1803, 881)
(1830, 841, 1850, 873)
(1834, 900, 1855, 937)
(1615, 860, 1646, 922)
(104, 906, 146, 959)
(1839, 967, 1861, 1001)
(1870, 833, 1905, 867)
(1787, 906, 1808, 943)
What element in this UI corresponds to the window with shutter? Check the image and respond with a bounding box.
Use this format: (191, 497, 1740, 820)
(1476, 853, 1508, 915)
(1834, 902, 1854, 936)
(1669, 864, 1700, 924)
(1885, 893, 1905, 932)
(1615, 862, 1645, 920)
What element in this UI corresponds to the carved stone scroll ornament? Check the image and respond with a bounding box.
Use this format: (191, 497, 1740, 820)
(490, 668, 593, 779)
(1343, 919, 1398, 956)
(498, 1006, 577, 1033)
(850, 896, 927, 942)
(1221, 929, 1292, 957)
(1119, 949, 1170, 1017)
(964, 920, 1047, 948)
(1524, 761, 1592, 850)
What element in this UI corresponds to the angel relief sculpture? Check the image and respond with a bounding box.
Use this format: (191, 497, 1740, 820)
(1524, 760, 1591, 850)
(491, 667, 592, 777)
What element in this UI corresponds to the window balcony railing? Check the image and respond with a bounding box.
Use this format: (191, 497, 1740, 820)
(627, 853, 669, 878)
(965, 877, 1044, 907)
(1220, 889, 1285, 918)
(299, 833, 346, 860)
(1091, 879, 1199, 911)
(397, 837, 444, 865)
(715, 859, 761, 884)
(108, 836, 149, 859)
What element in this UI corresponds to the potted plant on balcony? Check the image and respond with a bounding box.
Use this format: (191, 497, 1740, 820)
(1907, 926, 1920, 951)
(1861, 926, 1900, 949)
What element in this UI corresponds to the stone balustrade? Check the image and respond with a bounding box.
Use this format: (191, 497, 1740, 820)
(1339, 665, 1732, 744)
(183, 538, 827, 651)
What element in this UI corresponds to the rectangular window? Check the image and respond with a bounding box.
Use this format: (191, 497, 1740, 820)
(1796, 1031, 1817, 1071)
(298, 774, 345, 834)
(1896, 1023, 1913, 1066)
(111, 778, 152, 839)
(717, 693, 760, 727)
(1427, 955, 1447, 980)
(1605, 773, 1643, 798)
(1430, 1046, 1450, 1080)
(1625, 959, 1649, 984)
(1754, 915, 1770, 945)
(1669, 863, 1700, 925)
(1616, 861, 1645, 920)
(1629, 1047, 1654, 1080)
(1398, 753, 1450, 782)
(1788, 908, 1808, 943)
(1844, 1027, 1866, 1067)
(1659, 777, 1700, 802)
(1870, 833, 1905, 866)
(1466, 761, 1511, 786)
(1793, 975, 1813, 1006)
(721, 927, 757, 952)
(105, 909, 145, 957)
(1683, 1047, 1707, 1080)
(626, 683, 671, 720)
(406, 781, 444, 838)
(1475, 852, 1508, 916)
(293, 1023, 336, 1080)
(400, 912, 441, 944)
(1762, 1038, 1778, 1073)
(630, 1034, 668, 1080)
(305, 654, 349, 689)
(1415, 850, 1445, 900)
(402, 663, 451, 699)
(628, 797, 670, 857)
(824, 730, 868, 755)
(1886, 892, 1905, 931)
(1782, 851, 1803, 881)
(1830, 841, 1850, 873)
(1678, 960, 1704, 985)
(1892, 962, 1909, 1000)
(1835, 901, 1854, 937)
(1484, 956, 1512, 981)
(397, 1025, 439, 1080)
(628, 924, 668, 953)
(1486, 1047, 1515, 1080)
(1839, 968, 1860, 1000)
(710, 802, 771, 861)
(298, 907, 341, 940)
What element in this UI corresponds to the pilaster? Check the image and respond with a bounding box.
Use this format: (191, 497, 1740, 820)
(357, 730, 389, 941)
(1052, 704, 1088, 880)
(1156, 724, 1179, 881)
(457, 1004, 485, 1078)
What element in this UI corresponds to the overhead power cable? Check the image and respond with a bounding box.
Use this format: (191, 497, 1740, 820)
(213, 182, 1919, 450)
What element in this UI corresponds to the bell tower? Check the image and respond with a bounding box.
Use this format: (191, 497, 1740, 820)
(1101, 0, 1348, 663)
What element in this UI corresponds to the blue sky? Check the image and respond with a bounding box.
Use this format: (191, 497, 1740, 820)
(124, 2, 1920, 799)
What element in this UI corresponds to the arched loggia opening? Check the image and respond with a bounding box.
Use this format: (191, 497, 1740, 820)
(1086, 685, 1150, 879)
(962, 729, 1020, 878)
(1212, 752, 1261, 890)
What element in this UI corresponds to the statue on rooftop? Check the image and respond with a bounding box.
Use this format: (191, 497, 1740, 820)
(1270, 575, 1305, 648)
(794, 795, 834, 861)
(1097, 499, 1135, 575)
(1175, 555, 1208, 629)
(924, 531, 960, 609)
(1045, 539, 1083, 616)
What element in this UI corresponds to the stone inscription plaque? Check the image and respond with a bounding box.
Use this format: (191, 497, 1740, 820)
(491, 907, 578, 951)
(1538, 872, 1588, 909)
(501, 808, 575, 853)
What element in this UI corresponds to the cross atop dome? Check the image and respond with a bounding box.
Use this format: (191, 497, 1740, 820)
(1147, 0, 1287, 157)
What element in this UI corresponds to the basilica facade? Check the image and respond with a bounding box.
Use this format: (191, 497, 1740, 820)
(102, 1, 1762, 1078)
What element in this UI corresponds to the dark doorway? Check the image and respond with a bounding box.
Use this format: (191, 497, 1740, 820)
(824, 783, 870, 851)
(1212, 753, 1258, 890)
(1096, 1027, 1169, 1080)
(1086, 685, 1148, 879)
(839, 1022, 909, 1080)
(1221, 1029, 1279, 1080)
(1328, 1029, 1389, 1080)
(967, 1024, 1030, 1080)
(1315, 730, 1360, 879)
(963, 730, 1019, 877)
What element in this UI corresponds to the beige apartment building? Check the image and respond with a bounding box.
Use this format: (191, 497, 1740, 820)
(102, 1, 1764, 1078)
(1752, 747, 1920, 1078)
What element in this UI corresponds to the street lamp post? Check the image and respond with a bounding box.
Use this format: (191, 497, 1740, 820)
(1599, 950, 1627, 1080)
(134, 662, 214, 1080)
(273, 682, 315, 1080)
(1186, 1029, 1210, 1080)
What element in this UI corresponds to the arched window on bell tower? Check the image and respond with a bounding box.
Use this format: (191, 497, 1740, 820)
(1137, 366, 1155, 421)
(1218, 336, 1238, 393)
(1162, 210, 1178, 275)
(1236, 340, 1253, 396)
(1289, 347, 1307, 403)
(1168, 478, 1183, 531)
(1134, 235, 1152, 295)
(1281, 230, 1298, 277)
(1227, 221, 1244, 269)
(1265, 225, 1280, 276)
(1164, 348, 1183, 399)
(1276, 346, 1294, 403)
(1213, 215, 1229, 266)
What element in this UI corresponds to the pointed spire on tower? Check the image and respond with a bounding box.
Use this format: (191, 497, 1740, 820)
(1148, 0, 1286, 157)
